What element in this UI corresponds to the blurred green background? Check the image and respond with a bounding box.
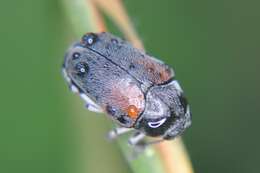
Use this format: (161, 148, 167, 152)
(0, 0, 259, 173)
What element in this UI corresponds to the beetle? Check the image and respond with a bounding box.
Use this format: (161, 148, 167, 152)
(62, 32, 191, 147)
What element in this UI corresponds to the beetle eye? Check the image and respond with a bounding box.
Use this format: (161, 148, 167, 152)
(81, 33, 97, 45)
(148, 118, 167, 128)
(75, 62, 88, 76)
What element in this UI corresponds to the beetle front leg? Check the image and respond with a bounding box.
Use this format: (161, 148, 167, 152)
(107, 127, 133, 140)
(128, 131, 146, 146)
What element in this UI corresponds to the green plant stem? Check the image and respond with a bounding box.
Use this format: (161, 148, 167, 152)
(62, 0, 97, 36)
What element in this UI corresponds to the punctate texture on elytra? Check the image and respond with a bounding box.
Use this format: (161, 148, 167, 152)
(62, 32, 191, 140)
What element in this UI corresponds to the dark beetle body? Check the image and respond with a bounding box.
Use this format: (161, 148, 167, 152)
(63, 32, 191, 140)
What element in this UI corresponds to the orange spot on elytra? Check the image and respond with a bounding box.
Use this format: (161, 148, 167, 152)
(127, 105, 139, 119)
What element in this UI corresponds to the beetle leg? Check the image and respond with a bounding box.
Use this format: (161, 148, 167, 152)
(85, 103, 103, 113)
(128, 131, 146, 146)
(107, 127, 133, 140)
(126, 132, 148, 158)
(79, 93, 104, 113)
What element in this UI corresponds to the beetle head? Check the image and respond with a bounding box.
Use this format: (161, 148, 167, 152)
(134, 80, 191, 139)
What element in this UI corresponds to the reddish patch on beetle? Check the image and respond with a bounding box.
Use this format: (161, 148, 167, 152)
(109, 78, 145, 122)
(137, 58, 172, 84)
